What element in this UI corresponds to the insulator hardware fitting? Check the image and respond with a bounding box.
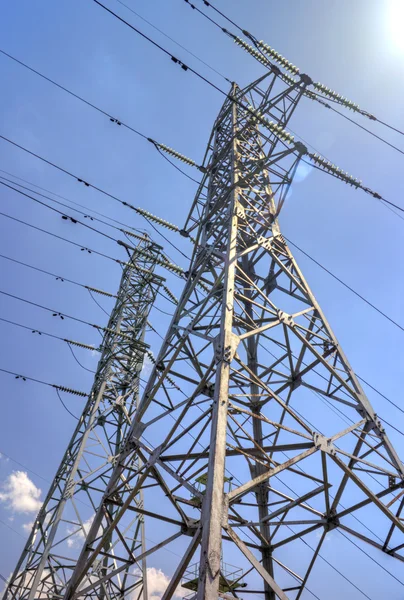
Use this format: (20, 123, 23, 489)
(65, 339, 98, 352)
(234, 36, 272, 68)
(135, 207, 180, 232)
(309, 152, 362, 187)
(53, 384, 88, 397)
(85, 285, 115, 298)
(256, 40, 300, 75)
(313, 82, 360, 112)
(246, 105, 295, 144)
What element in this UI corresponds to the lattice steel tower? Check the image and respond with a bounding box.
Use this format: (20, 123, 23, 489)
(5, 235, 164, 600)
(9, 71, 404, 600)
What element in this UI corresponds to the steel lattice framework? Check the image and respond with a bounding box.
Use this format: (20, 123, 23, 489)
(55, 73, 404, 599)
(5, 235, 164, 600)
(7, 72, 404, 600)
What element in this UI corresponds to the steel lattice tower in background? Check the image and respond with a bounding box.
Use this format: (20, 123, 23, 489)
(5, 235, 164, 600)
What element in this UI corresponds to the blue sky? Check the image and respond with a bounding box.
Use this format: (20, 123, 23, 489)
(0, 0, 404, 598)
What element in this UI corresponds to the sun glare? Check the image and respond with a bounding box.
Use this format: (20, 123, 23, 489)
(389, 0, 404, 51)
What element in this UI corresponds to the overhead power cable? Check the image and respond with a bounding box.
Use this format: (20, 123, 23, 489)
(187, 0, 404, 140)
(0, 133, 205, 242)
(0, 287, 138, 340)
(337, 529, 404, 587)
(3, 38, 401, 214)
(0, 133, 203, 220)
(0, 367, 82, 419)
(92, 0, 226, 95)
(0, 180, 119, 244)
(285, 235, 404, 334)
(0, 366, 87, 397)
(0, 167, 152, 236)
(4, 146, 401, 348)
(0, 251, 116, 297)
(85, 5, 404, 211)
(1, 136, 403, 353)
(0, 174, 144, 239)
(0, 315, 99, 353)
(0, 207, 129, 267)
(0, 199, 184, 286)
(115, 0, 231, 82)
(309, 95, 404, 157)
(0, 48, 204, 174)
(3, 8, 403, 221)
(1, 175, 189, 263)
(0, 170, 195, 259)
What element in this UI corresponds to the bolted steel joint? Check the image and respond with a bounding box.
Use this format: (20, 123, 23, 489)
(324, 508, 340, 531)
(313, 432, 336, 455)
(277, 309, 294, 327)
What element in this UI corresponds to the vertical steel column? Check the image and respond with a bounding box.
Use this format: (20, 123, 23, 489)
(197, 84, 240, 600)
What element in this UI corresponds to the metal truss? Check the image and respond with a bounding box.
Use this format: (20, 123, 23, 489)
(5, 235, 164, 600)
(41, 72, 403, 600)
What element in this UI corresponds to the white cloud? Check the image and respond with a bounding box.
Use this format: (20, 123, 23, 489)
(0, 471, 42, 514)
(66, 514, 94, 548)
(141, 352, 154, 379)
(133, 567, 187, 600)
(22, 520, 35, 532)
(315, 529, 334, 542)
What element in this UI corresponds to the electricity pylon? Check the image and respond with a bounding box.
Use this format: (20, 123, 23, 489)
(5, 235, 164, 600)
(61, 72, 403, 600)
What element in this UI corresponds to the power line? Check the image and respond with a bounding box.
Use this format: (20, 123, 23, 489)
(357, 374, 404, 417)
(0, 168, 150, 235)
(87, 288, 110, 317)
(0, 207, 127, 266)
(285, 235, 404, 334)
(0, 133, 142, 213)
(284, 524, 374, 599)
(115, 0, 230, 82)
(66, 343, 96, 374)
(3, 38, 402, 223)
(0, 174, 144, 238)
(337, 529, 404, 587)
(7, 156, 401, 405)
(0, 251, 116, 297)
(188, 0, 404, 141)
(0, 366, 87, 397)
(300, 157, 404, 215)
(0, 171, 195, 261)
(92, 0, 226, 96)
(0, 367, 83, 418)
(3, 14, 403, 228)
(0, 519, 26, 540)
(0, 450, 51, 483)
(0, 204, 185, 302)
(0, 315, 98, 352)
(1, 176, 189, 263)
(0, 180, 119, 244)
(55, 388, 79, 419)
(0, 135, 204, 259)
(89, 2, 404, 217)
(0, 47, 148, 139)
(0, 287, 121, 336)
(308, 93, 404, 157)
(0, 48, 205, 181)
